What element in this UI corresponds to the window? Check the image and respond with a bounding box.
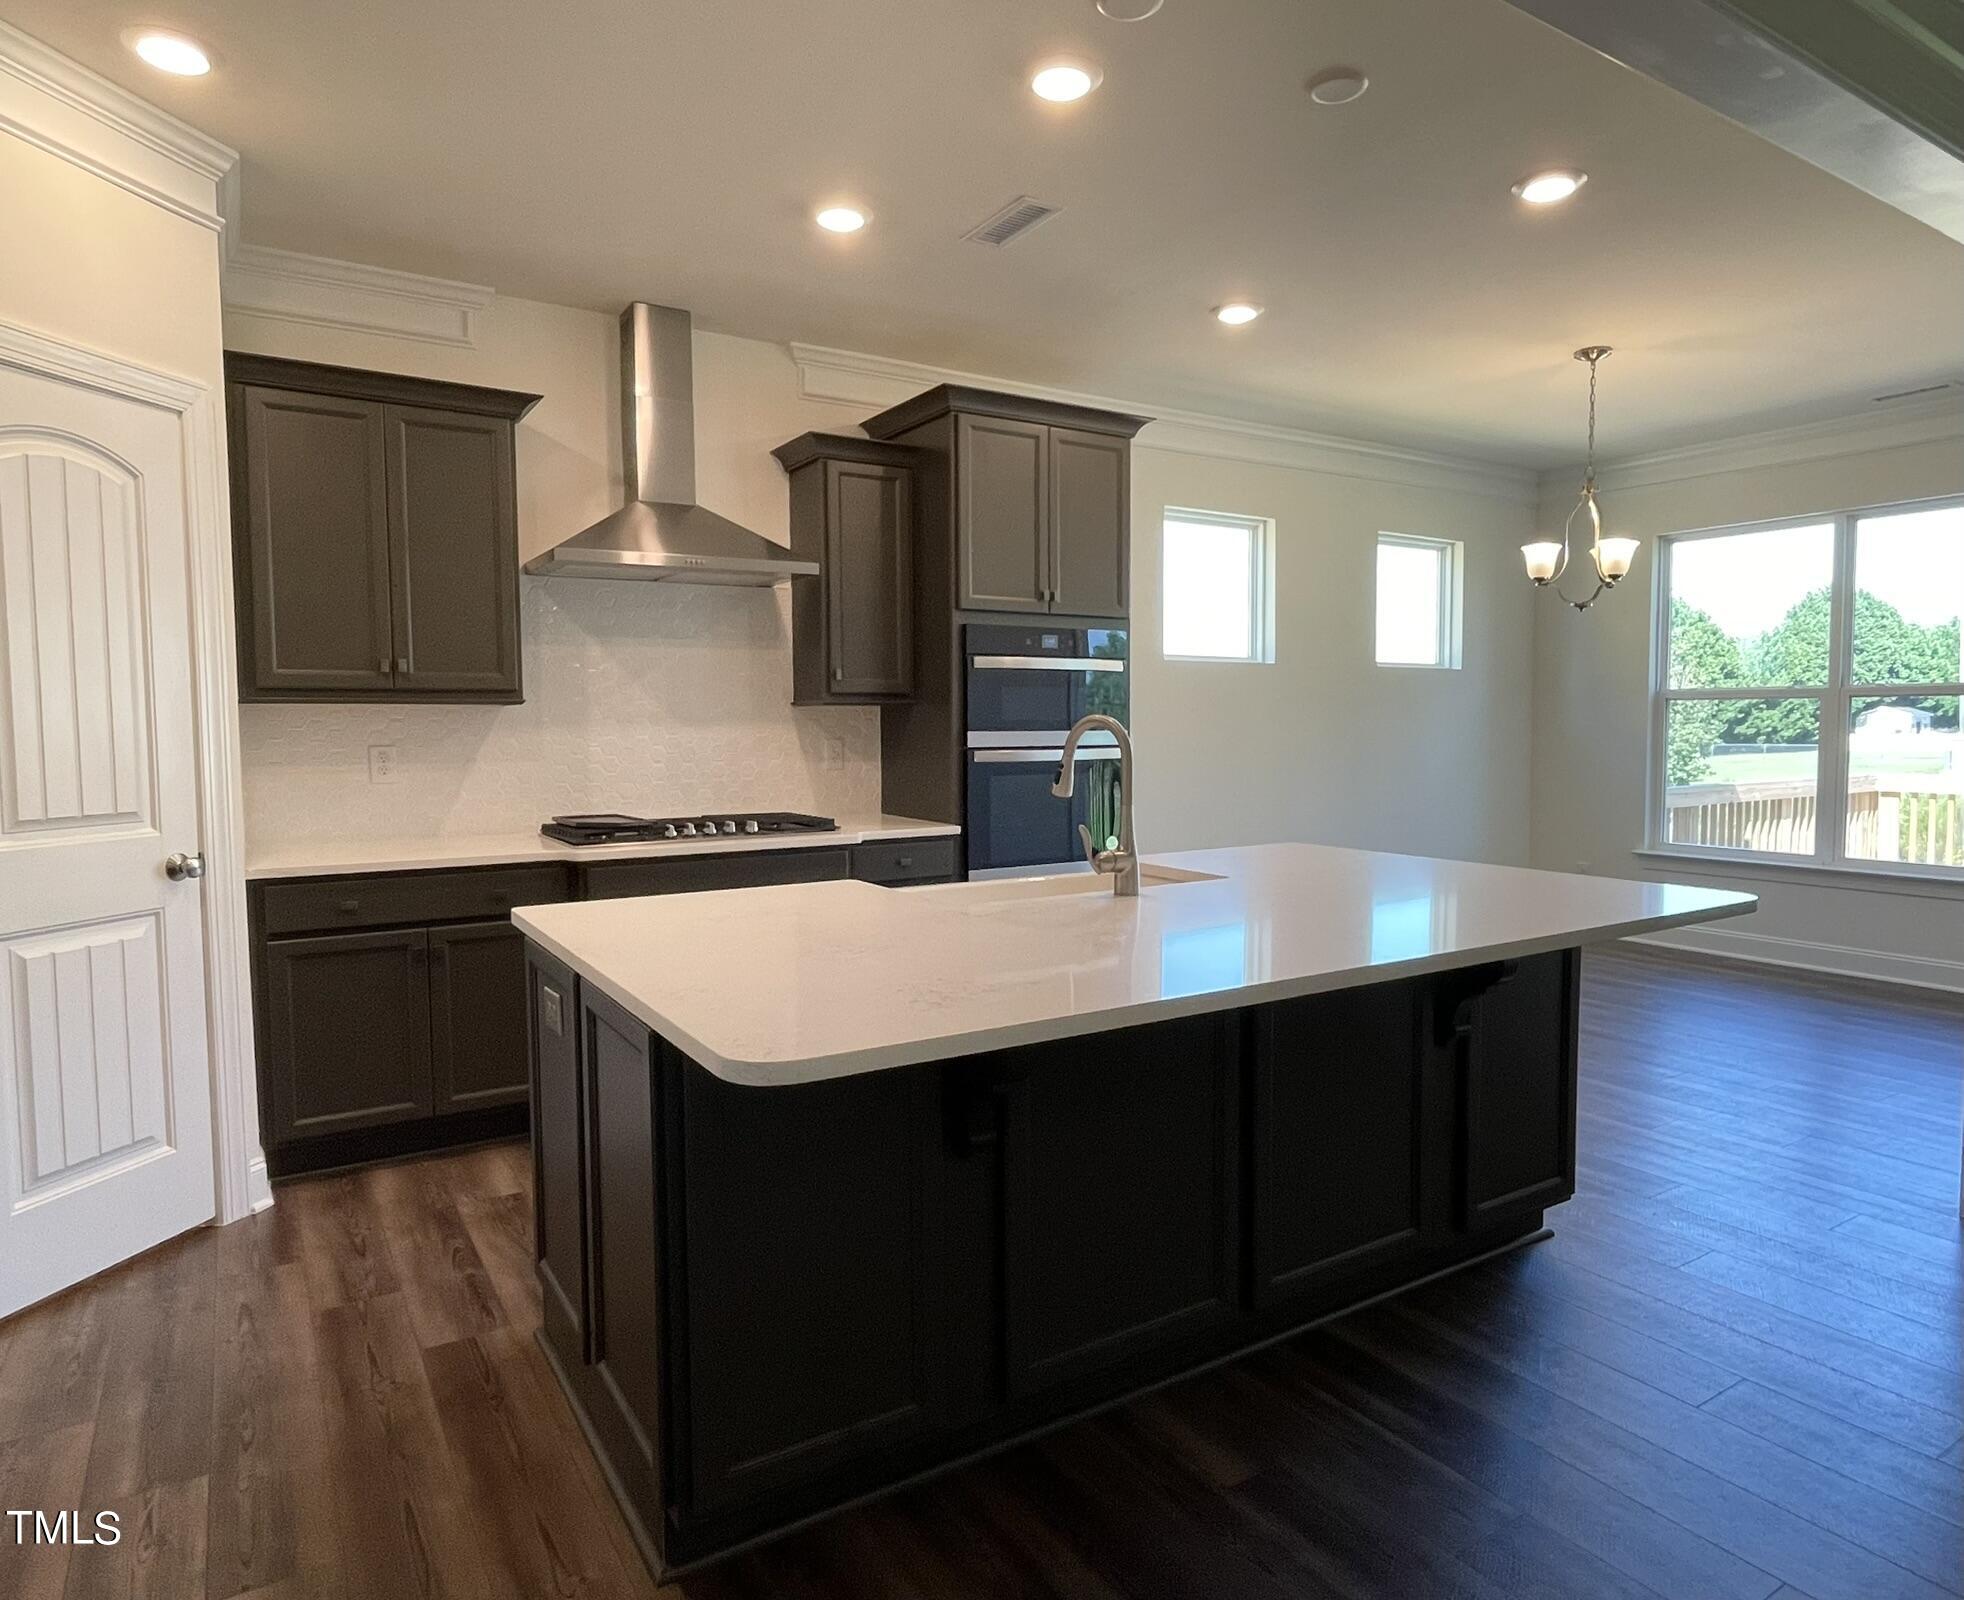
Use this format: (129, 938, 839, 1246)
(1375, 534, 1462, 668)
(1161, 509, 1273, 662)
(1654, 499, 1963, 874)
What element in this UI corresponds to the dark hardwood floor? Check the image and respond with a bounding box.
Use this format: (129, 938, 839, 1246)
(2, 947, 1959, 1600)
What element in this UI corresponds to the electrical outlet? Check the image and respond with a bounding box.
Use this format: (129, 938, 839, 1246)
(368, 744, 400, 784)
(822, 737, 846, 772)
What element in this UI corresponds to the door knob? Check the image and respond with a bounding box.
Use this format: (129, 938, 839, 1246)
(164, 851, 205, 882)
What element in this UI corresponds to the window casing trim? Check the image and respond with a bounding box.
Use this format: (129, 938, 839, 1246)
(1646, 493, 1963, 877)
(1374, 532, 1464, 670)
(1160, 506, 1276, 664)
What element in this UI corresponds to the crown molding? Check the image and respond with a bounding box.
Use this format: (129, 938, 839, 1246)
(0, 18, 234, 231)
(221, 240, 495, 347)
(1544, 391, 1964, 497)
(217, 167, 493, 347)
(791, 342, 1538, 504)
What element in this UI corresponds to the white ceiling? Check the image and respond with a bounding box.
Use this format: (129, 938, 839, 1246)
(18, 0, 1963, 465)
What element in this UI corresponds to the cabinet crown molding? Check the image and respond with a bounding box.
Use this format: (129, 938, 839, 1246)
(771, 431, 926, 474)
(223, 350, 540, 421)
(862, 383, 1152, 442)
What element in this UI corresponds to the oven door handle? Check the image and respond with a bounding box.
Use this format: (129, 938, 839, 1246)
(969, 655, 1127, 673)
(971, 747, 1123, 763)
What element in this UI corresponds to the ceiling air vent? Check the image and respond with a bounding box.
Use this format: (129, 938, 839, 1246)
(1872, 382, 1957, 403)
(963, 195, 1062, 247)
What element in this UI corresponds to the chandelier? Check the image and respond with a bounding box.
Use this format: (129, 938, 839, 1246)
(1522, 346, 1639, 611)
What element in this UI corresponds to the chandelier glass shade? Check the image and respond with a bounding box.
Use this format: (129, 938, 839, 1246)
(1524, 346, 1638, 611)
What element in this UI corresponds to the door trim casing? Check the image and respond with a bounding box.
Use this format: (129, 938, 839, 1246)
(0, 317, 267, 1221)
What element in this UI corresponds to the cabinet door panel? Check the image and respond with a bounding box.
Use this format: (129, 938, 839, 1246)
(1048, 427, 1128, 618)
(262, 929, 432, 1143)
(1252, 982, 1431, 1305)
(826, 460, 913, 696)
(956, 414, 1049, 612)
(430, 919, 530, 1113)
(583, 992, 665, 1488)
(1462, 952, 1578, 1228)
(679, 1061, 942, 1513)
(384, 405, 521, 697)
(529, 949, 586, 1352)
(1002, 1014, 1238, 1396)
(239, 386, 394, 694)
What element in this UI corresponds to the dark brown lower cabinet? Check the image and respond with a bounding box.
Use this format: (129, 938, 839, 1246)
(528, 947, 586, 1357)
(1250, 979, 1436, 1305)
(254, 846, 959, 1177)
(1459, 951, 1580, 1228)
(531, 947, 1579, 1582)
(1000, 1013, 1238, 1395)
(429, 918, 531, 1113)
(580, 990, 667, 1518)
(678, 1054, 944, 1512)
(262, 928, 433, 1143)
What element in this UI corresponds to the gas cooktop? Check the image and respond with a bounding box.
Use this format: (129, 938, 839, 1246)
(541, 812, 839, 847)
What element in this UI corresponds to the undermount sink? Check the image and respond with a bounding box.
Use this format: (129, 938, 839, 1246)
(935, 864, 1225, 902)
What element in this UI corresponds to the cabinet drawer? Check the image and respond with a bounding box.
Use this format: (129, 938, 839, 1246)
(579, 848, 851, 900)
(851, 837, 959, 885)
(261, 865, 568, 934)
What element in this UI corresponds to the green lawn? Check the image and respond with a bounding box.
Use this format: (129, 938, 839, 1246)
(1702, 750, 1952, 783)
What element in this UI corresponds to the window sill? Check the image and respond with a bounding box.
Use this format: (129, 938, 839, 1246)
(1633, 847, 1964, 902)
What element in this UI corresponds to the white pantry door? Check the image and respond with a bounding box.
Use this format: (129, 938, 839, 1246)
(0, 361, 215, 1319)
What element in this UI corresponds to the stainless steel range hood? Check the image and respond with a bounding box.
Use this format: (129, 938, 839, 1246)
(525, 304, 818, 584)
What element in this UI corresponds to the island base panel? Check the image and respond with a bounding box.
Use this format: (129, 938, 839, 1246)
(527, 946, 1578, 1579)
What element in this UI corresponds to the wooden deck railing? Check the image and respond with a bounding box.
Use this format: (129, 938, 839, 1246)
(1665, 775, 1963, 866)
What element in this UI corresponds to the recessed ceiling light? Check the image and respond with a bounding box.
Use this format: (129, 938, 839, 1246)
(122, 28, 212, 76)
(1305, 67, 1369, 106)
(1215, 302, 1263, 326)
(815, 206, 867, 234)
(1031, 59, 1102, 102)
(1096, 0, 1164, 17)
(1512, 169, 1587, 205)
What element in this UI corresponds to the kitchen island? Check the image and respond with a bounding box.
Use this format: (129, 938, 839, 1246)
(514, 843, 1754, 1578)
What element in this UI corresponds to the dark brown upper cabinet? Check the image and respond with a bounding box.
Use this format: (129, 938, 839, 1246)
(225, 352, 540, 703)
(861, 385, 1147, 619)
(773, 432, 920, 703)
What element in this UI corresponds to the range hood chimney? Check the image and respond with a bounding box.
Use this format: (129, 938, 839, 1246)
(525, 304, 818, 584)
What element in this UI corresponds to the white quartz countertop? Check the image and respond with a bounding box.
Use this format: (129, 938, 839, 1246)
(244, 814, 959, 879)
(513, 842, 1755, 1086)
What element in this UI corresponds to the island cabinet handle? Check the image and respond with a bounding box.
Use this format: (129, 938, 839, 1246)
(336, 898, 360, 915)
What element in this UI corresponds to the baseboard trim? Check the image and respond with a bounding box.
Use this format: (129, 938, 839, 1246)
(247, 1155, 274, 1213)
(1633, 923, 1964, 994)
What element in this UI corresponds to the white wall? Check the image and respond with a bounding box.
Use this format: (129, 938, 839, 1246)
(230, 292, 1543, 861)
(1528, 406, 1964, 988)
(0, 128, 225, 392)
(1130, 448, 1536, 863)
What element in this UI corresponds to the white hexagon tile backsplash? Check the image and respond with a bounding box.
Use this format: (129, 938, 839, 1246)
(239, 578, 883, 842)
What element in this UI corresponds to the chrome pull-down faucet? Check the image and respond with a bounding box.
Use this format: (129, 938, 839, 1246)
(1052, 714, 1138, 898)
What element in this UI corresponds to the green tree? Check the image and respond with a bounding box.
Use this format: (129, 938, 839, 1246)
(1665, 598, 1742, 785)
(1729, 588, 1962, 743)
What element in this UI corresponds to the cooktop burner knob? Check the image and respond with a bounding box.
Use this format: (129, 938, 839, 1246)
(662, 824, 678, 838)
(678, 822, 696, 836)
(723, 820, 738, 834)
(743, 819, 760, 834)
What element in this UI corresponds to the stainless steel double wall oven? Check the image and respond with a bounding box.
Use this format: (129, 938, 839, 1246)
(963, 623, 1128, 878)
